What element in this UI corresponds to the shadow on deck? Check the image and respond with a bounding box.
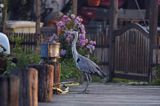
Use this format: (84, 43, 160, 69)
(39, 83, 160, 106)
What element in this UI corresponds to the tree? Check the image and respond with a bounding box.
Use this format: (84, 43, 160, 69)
(8, 0, 33, 20)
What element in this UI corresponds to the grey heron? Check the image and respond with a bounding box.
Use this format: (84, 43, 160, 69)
(66, 30, 106, 93)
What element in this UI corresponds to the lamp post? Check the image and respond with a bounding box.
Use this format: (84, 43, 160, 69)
(40, 41, 61, 90)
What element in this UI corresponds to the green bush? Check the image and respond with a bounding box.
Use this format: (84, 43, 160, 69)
(4, 36, 40, 74)
(152, 79, 160, 85)
(60, 58, 81, 81)
(152, 65, 160, 85)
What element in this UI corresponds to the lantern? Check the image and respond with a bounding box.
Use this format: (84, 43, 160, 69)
(40, 42, 60, 63)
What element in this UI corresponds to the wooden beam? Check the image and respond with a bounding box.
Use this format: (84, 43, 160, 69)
(35, 0, 41, 53)
(80, 7, 146, 21)
(2, 0, 7, 33)
(112, 0, 118, 30)
(118, 9, 146, 20)
(108, 0, 118, 81)
(35, 0, 41, 35)
(72, 0, 77, 15)
(149, 0, 158, 82)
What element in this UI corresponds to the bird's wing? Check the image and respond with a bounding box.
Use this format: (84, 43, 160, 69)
(76, 54, 105, 77)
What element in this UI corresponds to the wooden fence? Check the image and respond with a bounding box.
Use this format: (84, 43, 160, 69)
(86, 23, 110, 75)
(5, 24, 160, 81)
(86, 23, 160, 81)
(114, 24, 150, 81)
(6, 33, 37, 52)
(6, 27, 56, 52)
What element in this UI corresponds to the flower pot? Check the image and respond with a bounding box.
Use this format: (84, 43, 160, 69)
(88, 0, 101, 7)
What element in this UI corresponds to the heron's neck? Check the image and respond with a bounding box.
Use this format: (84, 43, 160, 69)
(72, 33, 78, 60)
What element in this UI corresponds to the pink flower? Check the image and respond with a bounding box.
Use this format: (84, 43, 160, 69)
(71, 14, 76, 19)
(76, 16, 83, 22)
(93, 41, 96, 45)
(79, 33, 85, 40)
(86, 44, 95, 53)
(79, 40, 86, 47)
(57, 14, 97, 57)
(57, 21, 65, 27)
(79, 24, 86, 34)
(60, 49, 66, 56)
(89, 40, 96, 45)
(85, 39, 89, 43)
(62, 15, 69, 21)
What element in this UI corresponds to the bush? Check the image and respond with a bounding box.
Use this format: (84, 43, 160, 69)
(4, 36, 40, 75)
(60, 58, 81, 81)
(152, 65, 160, 85)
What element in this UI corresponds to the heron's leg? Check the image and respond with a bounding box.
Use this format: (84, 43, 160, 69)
(79, 71, 84, 84)
(88, 74, 92, 83)
(82, 73, 89, 93)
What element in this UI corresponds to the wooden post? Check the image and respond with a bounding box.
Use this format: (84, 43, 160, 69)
(2, 0, 7, 32)
(72, 0, 77, 15)
(35, 0, 41, 35)
(108, 0, 118, 81)
(28, 68, 38, 106)
(29, 64, 54, 102)
(10, 68, 38, 106)
(0, 75, 20, 106)
(145, 0, 150, 19)
(22, 68, 38, 106)
(35, 0, 41, 54)
(149, 0, 158, 82)
(53, 62, 61, 89)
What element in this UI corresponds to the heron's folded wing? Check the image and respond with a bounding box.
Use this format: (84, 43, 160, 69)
(77, 55, 101, 74)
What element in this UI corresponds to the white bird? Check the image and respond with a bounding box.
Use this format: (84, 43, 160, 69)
(0, 32, 10, 55)
(66, 31, 106, 93)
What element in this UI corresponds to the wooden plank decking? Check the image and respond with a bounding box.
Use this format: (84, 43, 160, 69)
(39, 83, 160, 106)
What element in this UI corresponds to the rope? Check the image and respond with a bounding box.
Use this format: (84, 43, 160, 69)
(134, 0, 148, 28)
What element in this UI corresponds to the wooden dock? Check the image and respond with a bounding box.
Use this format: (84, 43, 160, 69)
(39, 83, 160, 106)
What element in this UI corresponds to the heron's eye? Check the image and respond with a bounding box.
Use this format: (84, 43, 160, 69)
(77, 58, 80, 63)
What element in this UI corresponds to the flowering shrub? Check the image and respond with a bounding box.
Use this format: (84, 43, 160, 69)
(56, 14, 96, 58)
(56, 14, 97, 81)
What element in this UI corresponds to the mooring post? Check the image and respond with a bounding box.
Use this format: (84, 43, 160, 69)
(28, 64, 54, 102)
(0, 75, 20, 106)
